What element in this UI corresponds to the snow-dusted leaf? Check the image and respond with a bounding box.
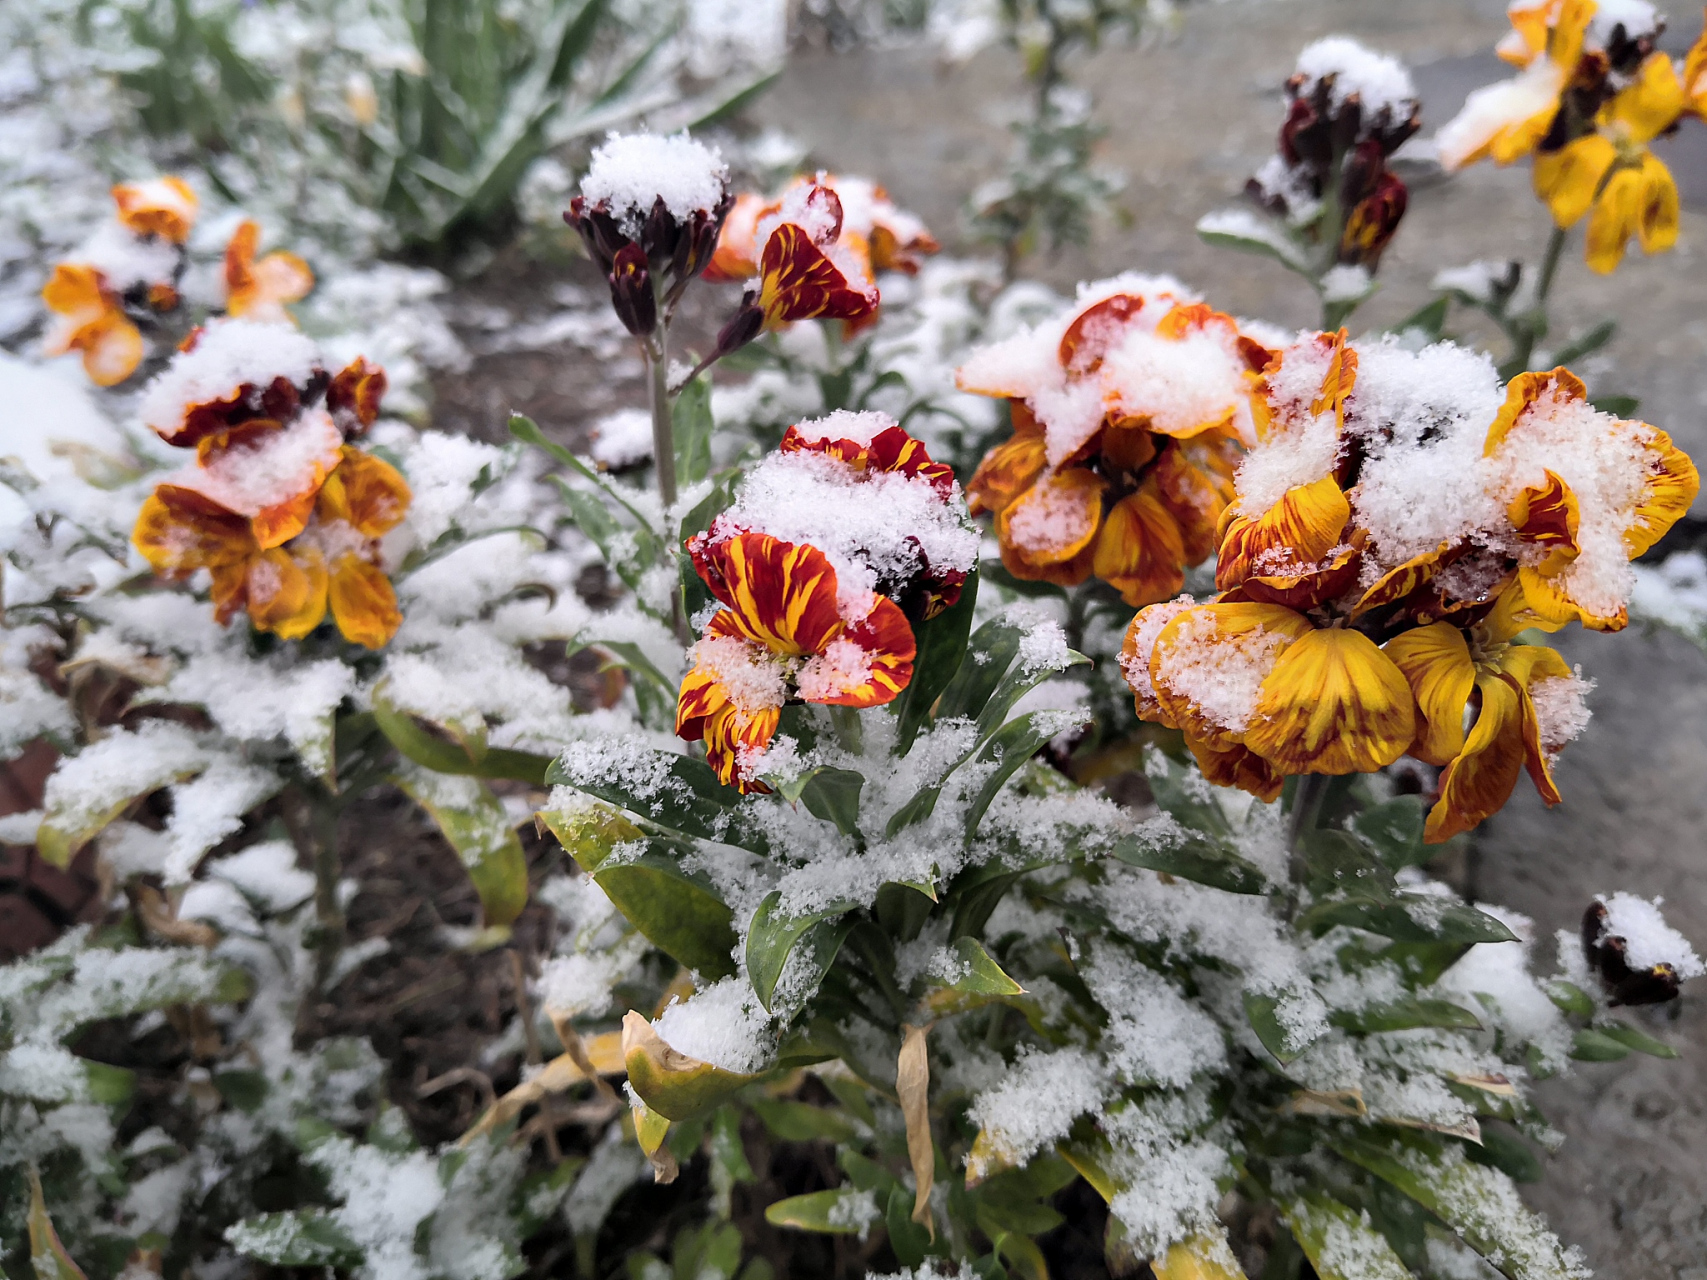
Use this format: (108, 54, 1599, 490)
(549, 741, 770, 854)
(28, 1169, 89, 1280)
(225, 1210, 363, 1268)
(763, 1188, 879, 1235)
(1332, 1132, 1590, 1280)
(745, 891, 856, 1011)
(1329, 997, 1482, 1034)
(892, 567, 979, 754)
(1110, 829, 1266, 896)
(1197, 207, 1311, 274)
(37, 722, 207, 867)
(1282, 1193, 1410, 1280)
(622, 1011, 756, 1122)
(962, 711, 1090, 847)
(393, 764, 530, 928)
(1244, 991, 1319, 1065)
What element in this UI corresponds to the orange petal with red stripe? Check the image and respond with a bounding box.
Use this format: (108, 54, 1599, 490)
(1383, 621, 1476, 766)
(1484, 368, 1586, 456)
(328, 552, 402, 649)
(798, 596, 915, 708)
(691, 533, 845, 658)
(1244, 628, 1415, 774)
(1216, 476, 1350, 590)
(1093, 484, 1187, 608)
(758, 223, 876, 328)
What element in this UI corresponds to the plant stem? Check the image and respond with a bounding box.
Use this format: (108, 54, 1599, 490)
(1508, 224, 1568, 373)
(644, 324, 690, 645)
(644, 327, 676, 511)
(284, 785, 345, 1000)
(1286, 773, 1330, 885)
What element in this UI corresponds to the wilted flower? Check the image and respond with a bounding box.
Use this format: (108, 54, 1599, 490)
(131, 320, 409, 647)
(565, 131, 733, 337)
(224, 220, 314, 323)
(1438, 0, 1706, 271)
(1122, 330, 1696, 836)
(957, 276, 1274, 605)
(1248, 37, 1421, 269)
(41, 177, 197, 385)
(1582, 893, 1706, 1005)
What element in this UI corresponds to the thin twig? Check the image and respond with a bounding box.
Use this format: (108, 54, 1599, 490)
(418, 1067, 497, 1111)
(509, 948, 560, 1161)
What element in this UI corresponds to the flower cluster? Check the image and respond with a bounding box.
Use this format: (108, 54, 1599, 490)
(1122, 330, 1697, 838)
(957, 275, 1275, 604)
(42, 178, 199, 386)
(565, 132, 735, 338)
(676, 412, 976, 789)
(42, 175, 316, 387)
(1248, 37, 1421, 269)
(1437, 0, 1707, 272)
(131, 319, 408, 648)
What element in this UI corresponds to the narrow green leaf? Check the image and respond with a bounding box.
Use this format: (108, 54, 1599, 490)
(963, 711, 1086, 846)
(936, 618, 1023, 723)
(1299, 896, 1517, 944)
(1110, 830, 1266, 895)
(1244, 990, 1317, 1064)
(885, 1184, 932, 1265)
(1282, 1193, 1410, 1280)
(672, 374, 715, 486)
(549, 745, 770, 854)
(1391, 296, 1449, 339)
(393, 765, 529, 927)
(1542, 979, 1595, 1018)
(749, 1098, 864, 1144)
(225, 1210, 363, 1267)
(597, 851, 738, 979)
(1350, 796, 1430, 869)
(764, 1189, 877, 1234)
(82, 1060, 135, 1108)
(1594, 1020, 1677, 1059)
(1550, 318, 1616, 366)
(1468, 1124, 1543, 1184)
(745, 891, 856, 1011)
(1142, 748, 1232, 840)
(943, 937, 1025, 996)
(798, 767, 864, 839)
(893, 568, 979, 754)
(1329, 997, 1482, 1034)
(27, 1169, 88, 1280)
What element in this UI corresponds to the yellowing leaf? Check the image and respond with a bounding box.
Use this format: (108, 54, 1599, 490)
(28, 1169, 88, 1280)
(897, 1023, 934, 1238)
(394, 763, 529, 928)
(1150, 1233, 1248, 1280)
(621, 1010, 755, 1121)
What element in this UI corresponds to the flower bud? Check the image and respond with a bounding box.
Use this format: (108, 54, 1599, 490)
(607, 242, 657, 337)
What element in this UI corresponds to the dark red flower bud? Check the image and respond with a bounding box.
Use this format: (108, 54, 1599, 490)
(607, 242, 656, 337)
(1339, 170, 1408, 268)
(711, 297, 765, 361)
(1583, 900, 1684, 1006)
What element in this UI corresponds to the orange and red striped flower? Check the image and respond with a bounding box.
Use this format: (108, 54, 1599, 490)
(677, 532, 917, 790)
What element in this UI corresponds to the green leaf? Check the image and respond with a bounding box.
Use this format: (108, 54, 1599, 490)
(1550, 318, 1616, 367)
(1593, 1020, 1678, 1059)
(1350, 797, 1430, 869)
(975, 645, 1089, 741)
(82, 1061, 135, 1108)
(572, 639, 676, 731)
(1380, 940, 1476, 988)
(941, 937, 1026, 997)
(393, 764, 530, 928)
(763, 1189, 876, 1234)
(27, 1169, 88, 1280)
(540, 796, 738, 977)
(1329, 997, 1482, 1034)
(1143, 747, 1233, 840)
(1196, 211, 1312, 275)
(1590, 393, 1640, 417)
(798, 768, 865, 839)
(373, 682, 551, 784)
(749, 1098, 865, 1144)
(1468, 1123, 1542, 1184)
(1110, 830, 1266, 895)
(885, 1183, 932, 1265)
(1244, 991, 1318, 1064)
(892, 568, 979, 754)
(212, 1069, 267, 1114)
(1391, 296, 1449, 339)
(672, 375, 715, 486)
(1282, 1193, 1410, 1280)
(225, 1210, 362, 1267)
(1332, 1132, 1585, 1280)
(963, 710, 1087, 846)
(990, 1229, 1049, 1280)
(1543, 979, 1595, 1018)
(936, 617, 1024, 723)
(1299, 896, 1517, 944)
(548, 746, 770, 854)
(744, 891, 856, 1011)
(623, 1012, 756, 1120)
(1569, 1028, 1632, 1061)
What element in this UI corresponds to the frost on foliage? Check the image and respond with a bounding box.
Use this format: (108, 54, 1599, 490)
(1103, 1092, 1231, 1259)
(965, 1047, 1108, 1176)
(1080, 944, 1227, 1088)
(653, 976, 775, 1073)
(1436, 905, 1574, 1072)
(563, 1124, 649, 1236)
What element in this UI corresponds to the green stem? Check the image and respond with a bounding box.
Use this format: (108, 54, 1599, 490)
(1507, 224, 1568, 373)
(644, 324, 690, 645)
(1286, 773, 1330, 885)
(284, 785, 345, 1000)
(848, 923, 908, 1025)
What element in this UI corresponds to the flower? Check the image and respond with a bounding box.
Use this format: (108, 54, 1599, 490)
(1438, 0, 1698, 271)
(130, 322, 409, 647)
(224, 221, 314, 322)
(699, 412, 977, 627)
(707, 181, 884, 361)
(957, 278, 1273, 605)
(111, 177, 199, 245)
(1120, 330, 1696, 836)
(41, 264, 144, 387)
(705, 173, 938, 283)
(1247, 38, 1421, 269)
(676, 531, 917, 790)
(565, 131, 733, 337)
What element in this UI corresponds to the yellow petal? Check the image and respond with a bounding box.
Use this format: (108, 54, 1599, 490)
(1484, 367, 1587, 456)
(328, 553, 402, 648)
(1604, 51, 1687, 145)
(248, 546, 328, 641)
(1586, 163, 1645, 274)
(1245, 628, 1416, 774)
(1531, 134, 1617, 228)
(1517, 563, 1628, 631)
(996, 467, 1107, 566)
(1383, 622, 1476, 766)
(1151, 603, 1313, 751)
(967, 429, 1047, 516)
(1625, 426, 1700, 557)
(1636, 153, 1679, 255)
(1216, 476, 1350, 590)
(1094, 484, 1187, 607)
(1185, 734, 1285, 803)
(1152, 1233, 1249, 1280)
(1425, 673, 1527, 843)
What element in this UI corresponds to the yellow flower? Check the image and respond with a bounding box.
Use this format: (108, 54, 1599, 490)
(1435, 0, 1592, 169)
(224, 221, 314, 323)
(41, 264, 143, 387)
